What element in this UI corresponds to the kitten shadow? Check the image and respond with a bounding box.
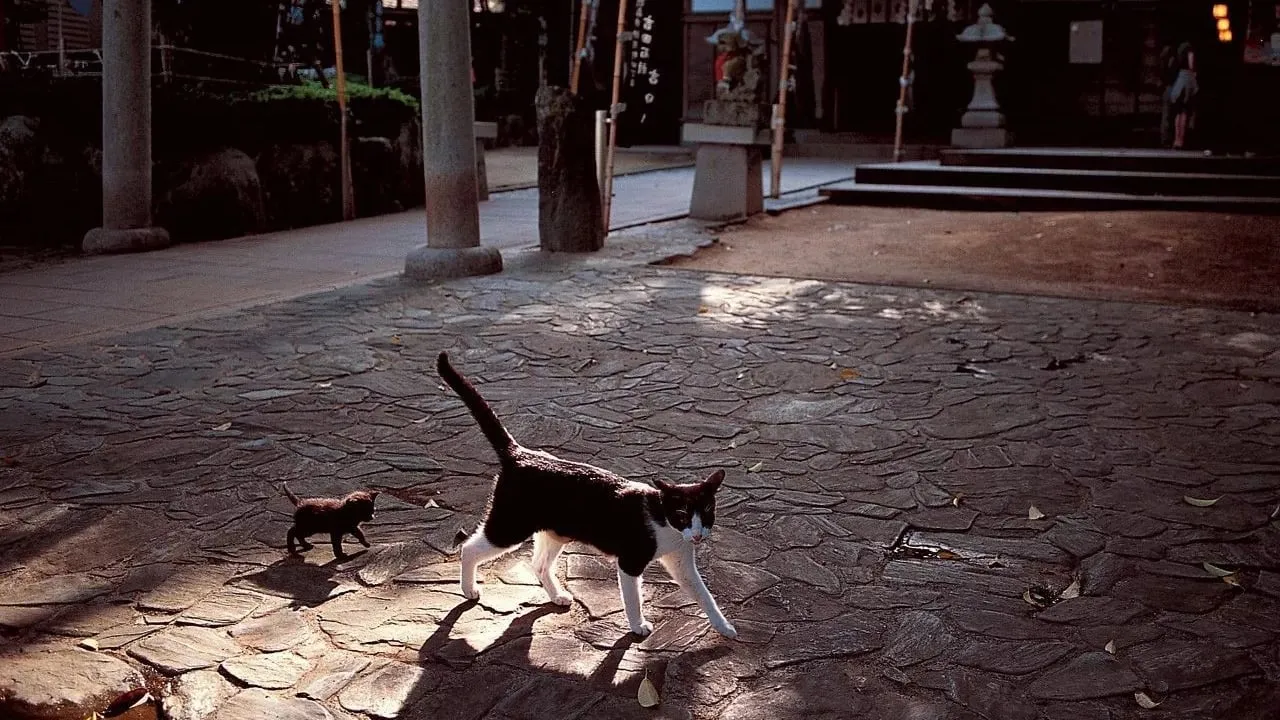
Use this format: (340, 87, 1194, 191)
(235, 555, 348, 609)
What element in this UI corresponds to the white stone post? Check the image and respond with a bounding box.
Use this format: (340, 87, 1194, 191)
(82, 0, 170, 254)
(404, 0, 501, 281)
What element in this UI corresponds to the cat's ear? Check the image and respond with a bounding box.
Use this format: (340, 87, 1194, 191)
(702, 469, 725, 491)
(654, 478, 677, 494)
(369, 491, 380, 500)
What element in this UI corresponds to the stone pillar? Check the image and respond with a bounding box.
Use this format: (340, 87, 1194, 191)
(82, 0, 170, 254)
(404, 0, 501, 281)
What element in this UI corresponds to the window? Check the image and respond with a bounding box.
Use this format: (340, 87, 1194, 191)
(690, 0, 821, 12)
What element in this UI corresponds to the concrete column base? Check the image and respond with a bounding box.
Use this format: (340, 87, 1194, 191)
(404, 245, 502, 282)
(82, 226, 172, 255)
(951, 127, 1013, 149)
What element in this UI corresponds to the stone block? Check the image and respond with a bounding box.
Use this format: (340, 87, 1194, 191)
(702, 100, 771, 129)
(689, 143, 763, 222)
(951, 127, 1013, 149)
(403, 245, 502, 282)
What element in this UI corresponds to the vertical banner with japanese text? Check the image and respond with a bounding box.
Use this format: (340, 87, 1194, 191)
(618, 0, 681, 146)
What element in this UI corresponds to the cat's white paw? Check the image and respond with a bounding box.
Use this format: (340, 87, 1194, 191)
(461, 584, 480, 601)
(550, 591, 575, 607)
(713, 621, 738, 640)
(630, 621, 654, 638)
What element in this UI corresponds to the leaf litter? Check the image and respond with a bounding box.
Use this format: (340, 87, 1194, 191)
(637, 672, 661, 708)
(1183, 495, 1222, 507)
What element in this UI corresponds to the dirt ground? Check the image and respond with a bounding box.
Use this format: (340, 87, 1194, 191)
(667, 205, 1280, 312)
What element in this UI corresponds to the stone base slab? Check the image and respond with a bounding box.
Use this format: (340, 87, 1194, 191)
(702, 100, 771, 129)
(951, 127, 1013, 149)
(682, 123, 771, 147)
(689, 143, 763, 222)
(82, 226, 172, 255)
(403, 245, 502, 282)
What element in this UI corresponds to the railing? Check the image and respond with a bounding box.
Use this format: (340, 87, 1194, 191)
(0, 45, 328, 87)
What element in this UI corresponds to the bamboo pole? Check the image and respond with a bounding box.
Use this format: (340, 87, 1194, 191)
(601, 0, 629, 234)
(332, 0, 354, 220)
(770, 0, 798, 199)
(892, 0, 917, 163)
(569, 0, 591, 94)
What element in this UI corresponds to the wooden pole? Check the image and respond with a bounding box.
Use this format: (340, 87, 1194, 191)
(892, 0, 917, 163)
(601, 0, 629, 234)
(332, 0, 354, 220)
(569, 0, 591, 94)
(770, 0, 798, 199)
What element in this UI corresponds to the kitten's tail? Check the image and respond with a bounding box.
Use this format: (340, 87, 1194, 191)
(437, 351, 517, 461)
(281, 483, 301, 506)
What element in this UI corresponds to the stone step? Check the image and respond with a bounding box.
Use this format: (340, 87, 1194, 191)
(941, 147, 1280, 176)
(855, 161, 1280, 198)
(818, 181, 1280, 213)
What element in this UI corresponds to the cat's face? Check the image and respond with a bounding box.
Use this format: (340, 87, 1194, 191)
(344, 490, 379, 522)
(655, 470, 724, 544)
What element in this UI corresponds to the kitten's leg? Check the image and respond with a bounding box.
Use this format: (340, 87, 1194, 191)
(531, 532, 573, 606)
(459, 531, 520, 600)
(660, 549, 737, 639)
(351, 527, 370, 548)
(287, 527, 298, 553)
(330, 532, 347, 559)
(616, 566, 653, 637)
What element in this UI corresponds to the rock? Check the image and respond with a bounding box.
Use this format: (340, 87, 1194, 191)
(296, 653, 371, 701)
(137, 566, 240, 613)
(1036, 596, 1144, 625)
(214, 688, 331, 720)
(0, 574, 114, 606)
(1026, 652, 1141, 700)
(228, 610, 314, 652)
(943, 669, 1040, 720)
(765, 549, 840, 594)
(357, 543, 424, 587)
(128, 625, 244, 675)
(766, 614, 885, 668)
(489, 676, 606, 720)
(177, 588, 263, 627)
(157, 148, 267, 242)
(0, 646, 143, 718)
(160, 668, 238, 720)
(881, 611, 953, 667)
(338, 660, 435, 719)
(1128, 640, 1259, 692)
(256, 142, 340, 230)
(221, 652, 311, 690)
(535, 86, 604, 252)
(955, 640, 1075, 675)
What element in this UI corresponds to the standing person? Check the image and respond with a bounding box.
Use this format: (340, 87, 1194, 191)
(1170, 41, 1198, 149)
(1158, 44, 1179, 148)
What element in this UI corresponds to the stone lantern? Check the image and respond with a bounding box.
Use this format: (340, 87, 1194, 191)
(951, 3, 1014, 148)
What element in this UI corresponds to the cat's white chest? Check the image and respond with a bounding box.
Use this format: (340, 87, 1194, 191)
(651, 519, 691, 559)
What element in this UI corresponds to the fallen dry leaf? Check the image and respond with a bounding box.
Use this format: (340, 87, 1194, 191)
(746, 461, 764, 473)
(212, 422, 232, 432)
(935, 550, 961, 561)
(1223, 574, 1243, 588)
(316, 381, 333, 388)
(1270, 503, 1279, 520)
(1028, 505, 1046, 521)
(1202, 561, 1235, 578)
(882, 666, 910, 685)
(1134, 691, 1161, 709)
(1183, 495, 1222, 507)
(1060, 578, 1081, 600)
(1104, 640, 1116, 655)
(637, 673, 661, 708)
(103, 688, 152, 717)
(839, 368, 860, 380)
(697, 305, 710, 315)
(951, 494, 964, 507)
(390, 334, 402, 344)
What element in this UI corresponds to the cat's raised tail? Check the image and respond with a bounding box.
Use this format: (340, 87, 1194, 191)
(437, 351, 518, 462)
(281, 483, 301, 506)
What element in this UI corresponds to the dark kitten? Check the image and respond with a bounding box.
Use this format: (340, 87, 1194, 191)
(282, 483, 378, 559)
(437, 351, 735, 639)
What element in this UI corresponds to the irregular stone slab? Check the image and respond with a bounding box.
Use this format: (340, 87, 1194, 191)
(943, 668, 1040, 720)
(846, 586, 943, 610)
(357, 543, 424, 587)
(832, 515, 908, 548)
(161, 668, 238, 720)
(129, 625, 244, 675)
(394, 563, 458, 585)
(950, 608, 1059, 641)
(1036, 596, 1144, 625)
(1027, 652, 1141, 700)
(177, 588, 263, 627)
(922, 399, 1043, 440)
(1128, 640, 1260, 692)
(742, 397, 852, 424)
(215, 688, 332, 720)
(1114, 576, 1231, 614)
(338, 660, 434, 719)
(92, 622, 162, 650)
(766, 614, 885, 668)
(765, 550, 840, 594)
(228, 610, 314, 652)
(955, 640, 1076, 675)
(0, 574, 114, 606)
(882, 611, 953, 667)
(904, 507, 978, 531)
(912, 532, 1070, 564)
(707, 561, 780, 604)
(297, 653, 372, 701)
(137, 566, 240, 613)
(221, 652, 311, 690)
(0, 646, 144, 717)
(0, 605, 58, 629)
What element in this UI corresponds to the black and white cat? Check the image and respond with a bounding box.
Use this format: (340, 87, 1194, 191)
(437, 351, 737, 639)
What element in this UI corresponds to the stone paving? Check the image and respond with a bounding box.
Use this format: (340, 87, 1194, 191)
(1, 236, 1279, 720)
